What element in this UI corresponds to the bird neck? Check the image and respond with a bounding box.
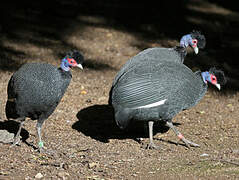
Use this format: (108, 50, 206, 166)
(180, 34, 192, 48)
(174, 46, 187, 62)
(60, 58, 71, 71)
(201, 71, 210, 84)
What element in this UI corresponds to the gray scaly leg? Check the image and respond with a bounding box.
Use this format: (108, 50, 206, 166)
(166, 121, 200, 148)
(11, 117, 25, 146)
(147, 121, 160, 149)
(36, 120, 44, 153)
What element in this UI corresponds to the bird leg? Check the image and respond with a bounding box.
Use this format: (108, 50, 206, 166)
(36, 120, 56, 156)
(146, 121, 160, 149)
(36, 120, 44, 153)
(11, 118, 25, 146)
(166, 121, 200, 148)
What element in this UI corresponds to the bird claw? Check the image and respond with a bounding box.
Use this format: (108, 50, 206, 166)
(10, 138, 21, 147)
(38, 147, 44, 154)
(36, 147, 57, 157)
(146, 142, 161, 150)
(181, 138, 200, 148)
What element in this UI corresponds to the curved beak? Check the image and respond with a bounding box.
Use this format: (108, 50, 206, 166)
(77, 64, 83, 70)
(215, 83, 221, 90)
(193, 46, 199, 54)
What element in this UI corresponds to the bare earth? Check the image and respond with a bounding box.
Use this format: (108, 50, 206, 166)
(0, 1, 239, 179)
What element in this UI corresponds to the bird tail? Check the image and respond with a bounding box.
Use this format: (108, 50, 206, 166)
(114, 108, 132, 130)
(5, 99, 19, 119)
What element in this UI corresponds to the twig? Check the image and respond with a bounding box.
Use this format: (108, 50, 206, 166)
(213, 159, 239, 166)
(201, 158, 239, 166)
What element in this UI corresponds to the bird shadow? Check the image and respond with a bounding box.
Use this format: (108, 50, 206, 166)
(72, 104, 172, 143)
(0, 120, 29, 142)
(0, 120, 38, 150)
(156, 138, 189, 148)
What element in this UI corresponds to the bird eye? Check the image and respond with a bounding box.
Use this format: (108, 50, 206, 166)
(67, 58, 75, 64)
(192, 40, 197, 44)
(211, 75, 217, 83)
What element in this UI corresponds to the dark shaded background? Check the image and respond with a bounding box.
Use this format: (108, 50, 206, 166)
(0, 0, 238, 89)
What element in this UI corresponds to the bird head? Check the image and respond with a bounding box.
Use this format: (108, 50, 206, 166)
(201, 68, 227, 90)
(180, 30, 206, 54)
(61, 50, 84, 71)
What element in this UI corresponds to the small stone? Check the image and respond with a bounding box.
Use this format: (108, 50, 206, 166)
(196, 111, 205, 114)
(200, 153, 209, 157)
(86, 175, 100, 180)
(0, 171, 8, 175)
(80, 90, 87, 95)
(0, 130, 15, 143)
(86, 99, 92, 103)
(35, 172, 43, 179)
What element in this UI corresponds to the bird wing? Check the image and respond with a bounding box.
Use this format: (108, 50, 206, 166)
(112, 62, 192, 109)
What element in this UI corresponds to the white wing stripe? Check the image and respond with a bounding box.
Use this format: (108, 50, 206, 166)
(134, 99, 167, 109)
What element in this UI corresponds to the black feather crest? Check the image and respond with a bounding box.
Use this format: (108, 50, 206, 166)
(209, 67, 227, 85)
(190, 30, 206, 49)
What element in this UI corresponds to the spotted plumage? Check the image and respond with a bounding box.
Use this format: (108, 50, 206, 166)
(109, 31, 206, 105)
(110, 60, 226, 149)
(6, 50, 84, 152)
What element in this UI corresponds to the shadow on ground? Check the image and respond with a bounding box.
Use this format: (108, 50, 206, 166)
(73, 104, 171, 143)
(0, 120, 39, 150)
(0, 120, 29, 142)
(1, 0, 239, 91)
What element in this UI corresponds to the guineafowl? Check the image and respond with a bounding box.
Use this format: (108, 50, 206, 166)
(5, 50, 84, 152)
(110, 61, 226, 149)
(109, 31, 206, 104)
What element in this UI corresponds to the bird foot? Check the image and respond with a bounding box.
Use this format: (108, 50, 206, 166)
(10, 138, 21, 147)
(179, 135, 200, 148)
(37, 147, 44, 153)
(146, 142, 161, 150)
(36, 146, 57, 157)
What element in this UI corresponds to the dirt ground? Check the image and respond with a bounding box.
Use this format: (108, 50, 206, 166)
(0, 1, 239, 179)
